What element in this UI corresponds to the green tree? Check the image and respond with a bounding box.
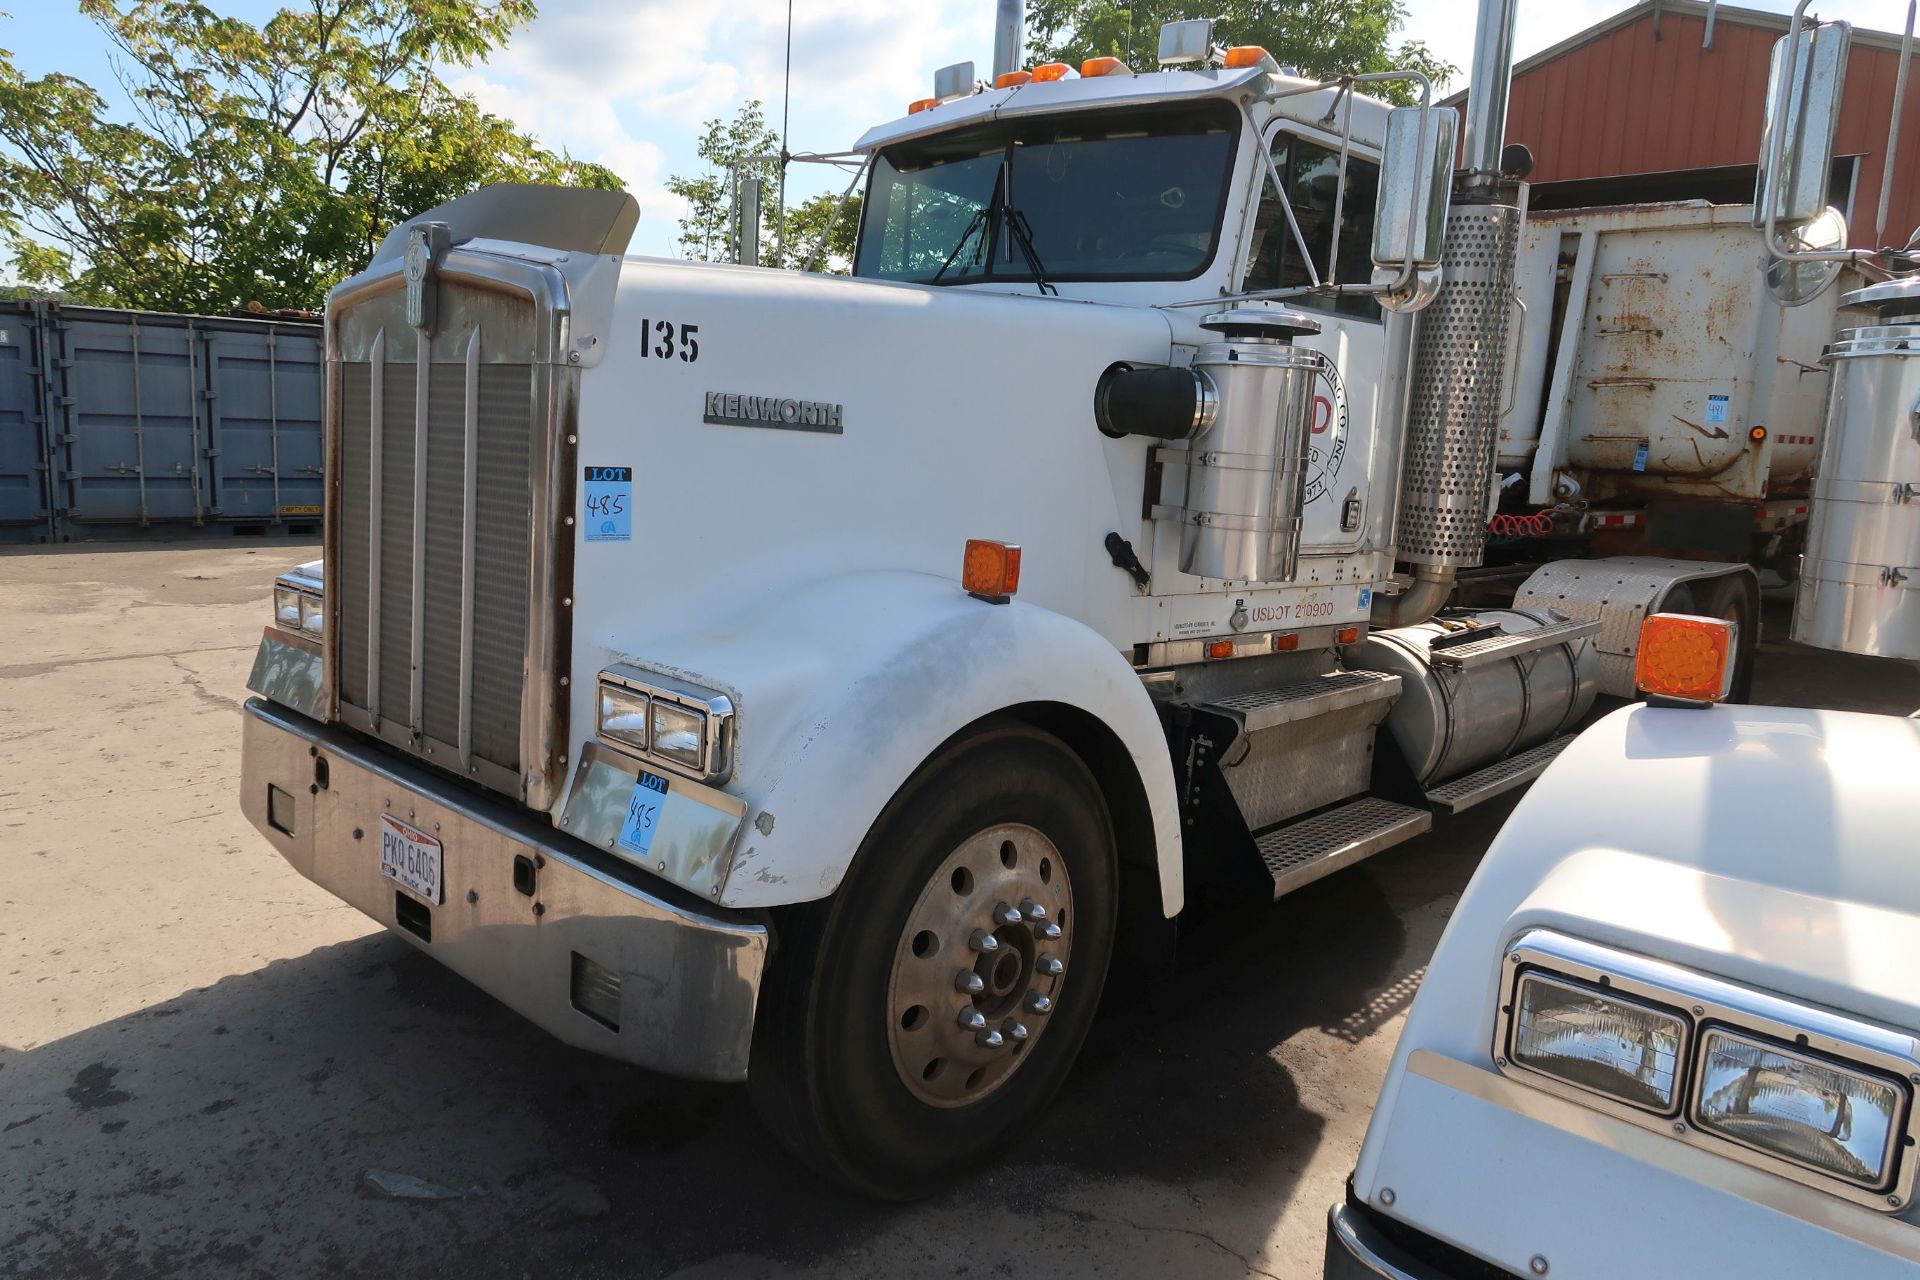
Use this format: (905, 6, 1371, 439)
(777, 191, 861, 273)
(1027, 0, 1455, 104)
(0, 0, 622, 313)
(666, 99, 780, 263)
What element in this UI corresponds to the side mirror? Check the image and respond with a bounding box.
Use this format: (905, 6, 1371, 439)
(1755, 21, 1851, 231)
(1372, 106, 1455, 312)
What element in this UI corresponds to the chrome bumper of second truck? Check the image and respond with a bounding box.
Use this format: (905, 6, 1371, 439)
(239, 697, 768, 1082)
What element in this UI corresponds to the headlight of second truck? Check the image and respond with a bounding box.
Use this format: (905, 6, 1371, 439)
(1497, 931, 1918, 1210)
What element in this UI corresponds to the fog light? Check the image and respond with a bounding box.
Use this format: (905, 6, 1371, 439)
(1695, 1029, 1906, 1189)
(267, 783, 297, 836)
(570, 952, 621, 1031)
(1510, 971, 1688, 1113)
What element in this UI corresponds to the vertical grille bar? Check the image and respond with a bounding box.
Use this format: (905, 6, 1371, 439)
(366, 330, 385, 717)
(408, 338, 430, 735)
(458, 327, 480, 766)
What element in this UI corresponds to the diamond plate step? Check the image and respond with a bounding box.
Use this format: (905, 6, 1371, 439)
(1427, 619, 1601, 669)
(1204, 669, 1402, 734)
(1256, 797, 1433, 900)
(1424, 734, 1578, 814)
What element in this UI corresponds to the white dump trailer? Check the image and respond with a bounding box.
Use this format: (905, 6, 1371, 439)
(235, 0, 1912, 1199)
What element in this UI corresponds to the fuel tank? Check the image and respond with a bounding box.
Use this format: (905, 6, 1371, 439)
(1346, 607, 1600, 787)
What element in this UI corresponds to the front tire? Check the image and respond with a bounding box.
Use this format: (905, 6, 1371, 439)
(748, 725, 1118, 1199)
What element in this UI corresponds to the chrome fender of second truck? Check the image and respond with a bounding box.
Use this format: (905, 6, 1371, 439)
(565, 259, 1189, 910)
(1353, 702, 1920, 1274)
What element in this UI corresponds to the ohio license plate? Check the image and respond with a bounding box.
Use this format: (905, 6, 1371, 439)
(379, 814, 443, 904)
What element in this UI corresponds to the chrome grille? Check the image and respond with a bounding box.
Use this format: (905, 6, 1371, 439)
(326, 262, 563, 804)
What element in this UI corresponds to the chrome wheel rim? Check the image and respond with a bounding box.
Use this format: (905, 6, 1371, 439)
(886, 823, 1074, 1108)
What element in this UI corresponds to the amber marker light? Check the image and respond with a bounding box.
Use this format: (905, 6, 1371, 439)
(1206, 640, 1235, 660)
(1081, 56, 1131, 77)
(1336, 626, 1361, 645)
(1750, 426, 1769, 444)
(1271, 633, 1300, 652)
(963, 540, 1022, 603)
(1031, 62, 1074, 81)
(908, 97, 938, 114)
(1223, 45, 1275, 69)
(995, 70, 1034, 88)
(1635, 613, 1737, 705)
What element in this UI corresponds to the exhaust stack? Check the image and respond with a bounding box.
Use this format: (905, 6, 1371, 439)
(1387, 0, 1522, 603)
(993, 0, 1024, 80)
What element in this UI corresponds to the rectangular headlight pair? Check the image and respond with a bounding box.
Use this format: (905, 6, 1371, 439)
(1500, 933, 1917, 1208)
(595, 665, 733, 783)
(272, 565, 324, 636)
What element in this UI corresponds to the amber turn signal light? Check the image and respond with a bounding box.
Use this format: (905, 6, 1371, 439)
(1635, 613, 1737, 705)
(963, 540, 1022, 602)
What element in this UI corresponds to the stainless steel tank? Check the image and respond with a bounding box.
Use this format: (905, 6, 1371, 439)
(1180, 310, 1323, 582)
(1344, 607, 1599, 787)
(1793, 278, 1920, 659)
(1397, 203, 1522, 568)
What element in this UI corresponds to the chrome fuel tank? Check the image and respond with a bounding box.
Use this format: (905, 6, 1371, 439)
(1794, 280, 1920, 660)
(1345, 607, 1599, 787)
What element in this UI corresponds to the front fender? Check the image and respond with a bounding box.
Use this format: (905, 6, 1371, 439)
(685, 571, 1182, 912)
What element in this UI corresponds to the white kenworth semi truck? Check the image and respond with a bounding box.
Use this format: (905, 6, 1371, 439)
(236, 0, 1841, 1195)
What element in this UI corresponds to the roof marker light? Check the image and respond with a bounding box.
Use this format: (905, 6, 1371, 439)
(1031, 62, 1074, 82)
(1223, 45, 1279, 71)
(908, 97, 938, 114)
(995, 69, 1033, 89)
(1635, 613, 1738, 705)
(1081, 56, 1132, 78)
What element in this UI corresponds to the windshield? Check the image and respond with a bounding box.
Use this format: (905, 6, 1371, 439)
(854, 101, 1240, 285)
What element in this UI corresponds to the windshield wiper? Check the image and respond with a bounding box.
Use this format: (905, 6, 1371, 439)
(930, 205, 992, 284)
(1002, 205, 1057, 296)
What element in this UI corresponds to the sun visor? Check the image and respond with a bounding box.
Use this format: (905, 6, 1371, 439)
(369, 184, 640, 267)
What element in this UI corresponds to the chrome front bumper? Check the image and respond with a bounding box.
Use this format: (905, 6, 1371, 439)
(1324, 1202, 1463, 1280)
(239, 698, 767, 1081)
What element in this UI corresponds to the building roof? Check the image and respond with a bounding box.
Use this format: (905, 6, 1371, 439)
(1440, 1, 1916, 107)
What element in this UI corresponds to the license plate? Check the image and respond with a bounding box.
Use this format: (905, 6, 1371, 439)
(379, 814, 443, 904)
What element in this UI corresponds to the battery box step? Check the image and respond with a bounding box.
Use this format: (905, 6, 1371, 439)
(1423, 734, 1579, 814)
(1255, 797, 1433, 900)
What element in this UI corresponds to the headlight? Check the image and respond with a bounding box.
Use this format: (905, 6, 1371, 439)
(595, 665, 733, 783)
(597, 683, 651, 753)
(274, 585, 304, 629)
(648, 700, 705, 770)
(299, 592, 324, 634)
(1510, 970, 1688, 1113)
(1695, 1029, 1904, 1190)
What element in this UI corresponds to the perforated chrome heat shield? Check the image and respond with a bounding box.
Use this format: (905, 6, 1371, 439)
(1397, 204, 1521, 568)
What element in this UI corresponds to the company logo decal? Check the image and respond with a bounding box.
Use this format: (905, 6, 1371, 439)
(1304, 359, 1348, 505)
(704, 391, 843, 434)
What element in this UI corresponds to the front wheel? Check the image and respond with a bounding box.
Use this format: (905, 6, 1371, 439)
(748, 726, 1117, 1198)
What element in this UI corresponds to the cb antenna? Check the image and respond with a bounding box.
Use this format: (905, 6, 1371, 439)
(777, 0, 795, 264)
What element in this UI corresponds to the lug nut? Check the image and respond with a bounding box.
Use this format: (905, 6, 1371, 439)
(992, 902, 1023, 926)
(969, 929, 1000, 954)
(1020, 899, 1048, 921)
(975, 1028, 1006, 1049)
(1025, 990, 1052, 1015)
(957, 1007, 988, 1031)
(1005, 1020, 1030, 1043)
(955, 970, 985, 994)
(1037, 956, 1065, 976)
(1037, 920, 1063, 941)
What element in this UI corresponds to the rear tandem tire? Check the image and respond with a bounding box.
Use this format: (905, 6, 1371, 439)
(747, 725, 1118, 1200)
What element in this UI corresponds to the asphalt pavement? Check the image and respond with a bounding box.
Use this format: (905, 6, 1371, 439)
(3, 543, 1914, 1279)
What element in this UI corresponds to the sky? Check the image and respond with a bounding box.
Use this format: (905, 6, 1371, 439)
(1, 0, 1899, 259)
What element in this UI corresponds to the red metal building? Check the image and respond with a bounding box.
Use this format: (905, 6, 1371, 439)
(1444, 1, 1919, 248)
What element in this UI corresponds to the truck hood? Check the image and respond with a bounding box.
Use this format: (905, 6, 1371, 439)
(1393, 702, 1920, 1068)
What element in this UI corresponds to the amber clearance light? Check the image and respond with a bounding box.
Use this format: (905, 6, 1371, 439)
(1635, 613, 1737, 705)
(1031, 62, 1074, 82)
(995, 69, 1034, 89)
(963, 540, 1022, 603)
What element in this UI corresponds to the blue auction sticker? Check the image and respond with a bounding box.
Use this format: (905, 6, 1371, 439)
(583, 466, 632, 542)
(616, 770, 670, 859)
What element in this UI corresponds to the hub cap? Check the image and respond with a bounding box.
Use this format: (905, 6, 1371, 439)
(886, 823, 1074, 1107)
